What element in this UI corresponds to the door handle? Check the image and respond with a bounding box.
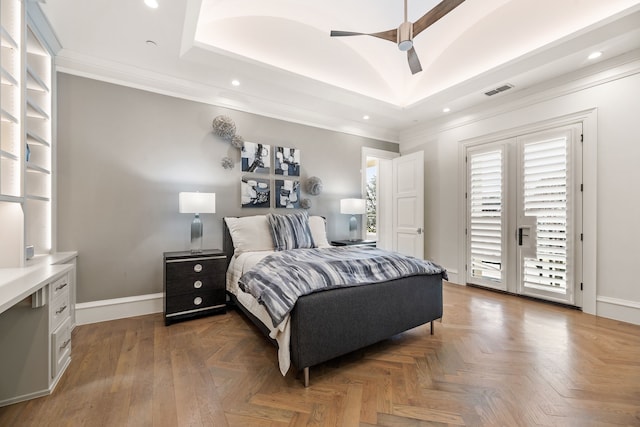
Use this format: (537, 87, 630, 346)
(518, 227, 530, 246)
(416, 227, 423, 235)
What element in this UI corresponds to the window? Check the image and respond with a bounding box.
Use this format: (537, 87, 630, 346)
(365, 157, 378, 240)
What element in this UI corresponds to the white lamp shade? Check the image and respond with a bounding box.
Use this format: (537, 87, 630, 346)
(340, 198, 366, 215)
(179, 192, 216, 214)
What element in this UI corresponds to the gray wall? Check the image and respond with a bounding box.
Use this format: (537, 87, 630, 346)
(56, 74, 398, 303)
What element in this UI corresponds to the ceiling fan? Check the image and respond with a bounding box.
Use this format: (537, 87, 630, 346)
(330, 0, 466, 75)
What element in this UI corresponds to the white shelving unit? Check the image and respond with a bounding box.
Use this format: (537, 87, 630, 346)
(0, 0, 24, 268)
(25, 25, 52, 258)
(0, 1, 53, 267)
(0, 0, 21, 199)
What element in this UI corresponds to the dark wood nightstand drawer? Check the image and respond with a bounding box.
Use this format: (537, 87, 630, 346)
(165, 289, 226, 315)
(165, 273, 225, 297)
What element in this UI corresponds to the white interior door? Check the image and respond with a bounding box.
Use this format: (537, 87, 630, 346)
(516, 125, 582, 305)
(466, 142, 508, 291)
(392, 151, 424, 258)
(466, 124, 582, 306)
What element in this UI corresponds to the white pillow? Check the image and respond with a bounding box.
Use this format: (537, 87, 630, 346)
(225, 215, 275, 255)
(308, 216, 331, 248)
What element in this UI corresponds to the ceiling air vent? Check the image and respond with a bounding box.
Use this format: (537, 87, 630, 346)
(484, 84, 514, 96)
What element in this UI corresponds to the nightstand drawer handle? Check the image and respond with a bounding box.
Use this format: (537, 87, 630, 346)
(60, 339, 71, 350)
(55, 282, 68, 291)
(56, 304, 68, 315)
(194, 280, 202, 289)
(194, 297, 203, 305)
(193, 264, 203, 273)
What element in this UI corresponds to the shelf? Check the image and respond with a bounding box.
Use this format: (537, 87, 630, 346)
(26, 98, 49, 120)
(26, 131, 50, 147)
(25, 194, 50, 202)
(0, 194, 22, 203)
(1, 67, 19, 87)
(0, 149, 18, 161)
(26, 65, 49, 93)
(0, 26, 19, 50)
(26, 163, 50, 174)
(0, 107, 19, 124)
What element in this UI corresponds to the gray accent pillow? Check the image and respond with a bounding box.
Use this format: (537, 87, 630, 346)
(267, 211, 315, 251)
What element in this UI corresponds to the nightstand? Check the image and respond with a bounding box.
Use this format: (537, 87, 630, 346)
(331, 239, 377, 247)
(163, 249, 227, 325)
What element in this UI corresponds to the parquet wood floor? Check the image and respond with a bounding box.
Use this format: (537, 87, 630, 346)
(1, 283, 639, 426)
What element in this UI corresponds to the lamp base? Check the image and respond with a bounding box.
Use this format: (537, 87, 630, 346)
(348, 215, 358, 241)
(190, 214, 203, 253)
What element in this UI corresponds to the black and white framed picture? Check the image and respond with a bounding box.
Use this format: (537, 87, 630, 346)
(241, 176, 270, 208)
(275, 179, 300, 209)
(241, 142, 271, 174)
(274, 146, 300, 176)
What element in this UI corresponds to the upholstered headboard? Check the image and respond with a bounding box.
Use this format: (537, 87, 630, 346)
(223, 214, 331, 268)
(222, 219, 235, 268)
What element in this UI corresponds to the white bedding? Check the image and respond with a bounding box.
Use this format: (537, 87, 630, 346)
(226, 251, 293, 375)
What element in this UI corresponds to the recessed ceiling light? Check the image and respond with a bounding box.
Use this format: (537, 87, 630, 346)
(588, 51, 602, 60)
(231, 79, 240, 87)
(443, 107, 451, 113)
(363, 115, 370, 120)
(144, 0, 159, 9)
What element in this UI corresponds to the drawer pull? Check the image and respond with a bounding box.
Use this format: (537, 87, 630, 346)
(55, 304, 68, 315)
(194, 280, 202, 289)
(55, 282, 68, 291)
(60, 339, 71, 350)
(194, 297, 203, 305)
(193, 264, 203, 273)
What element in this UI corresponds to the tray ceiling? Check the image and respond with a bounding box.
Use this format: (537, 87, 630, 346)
(41, 0, 640, 141)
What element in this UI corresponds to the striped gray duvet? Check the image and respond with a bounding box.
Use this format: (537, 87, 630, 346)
(238, 246, 447, 327)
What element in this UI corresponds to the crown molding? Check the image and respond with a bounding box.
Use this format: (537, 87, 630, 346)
(400, 49, 640, 148)
(54, 50, 400, 143)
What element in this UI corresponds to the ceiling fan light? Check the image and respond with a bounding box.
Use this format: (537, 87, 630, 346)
(398, 40, 413, 51)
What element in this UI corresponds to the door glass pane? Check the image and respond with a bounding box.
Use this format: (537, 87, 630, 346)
(522, 137, 568, 294)
(468, 149, 503, 284)
(365, 157, 378, 240)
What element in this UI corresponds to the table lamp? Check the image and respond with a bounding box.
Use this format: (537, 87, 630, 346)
(179, 192, 216, 253)
(340, 198, 366, 241)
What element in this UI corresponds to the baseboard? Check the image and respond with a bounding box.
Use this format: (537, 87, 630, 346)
(75, 293, 163, 325)
(596, 296, 640, 326)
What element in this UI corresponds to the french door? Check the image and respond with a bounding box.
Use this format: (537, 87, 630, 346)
(466, 124, 582, 306)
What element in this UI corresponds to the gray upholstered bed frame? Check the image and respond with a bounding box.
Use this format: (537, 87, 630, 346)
(223, 220, 443, 386)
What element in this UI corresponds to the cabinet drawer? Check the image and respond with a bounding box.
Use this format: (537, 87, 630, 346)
(50, 273, 71, 301)
(165, 273, 225, 297)
(165, 257, 226, 281)
(165, 289, 226, 316)
(51, 316, 72, 379)
(50, 287, 71, 332)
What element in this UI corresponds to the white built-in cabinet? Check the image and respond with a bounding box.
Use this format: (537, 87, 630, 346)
(0, 0, 53, 268)
(0, 0, 76, 407)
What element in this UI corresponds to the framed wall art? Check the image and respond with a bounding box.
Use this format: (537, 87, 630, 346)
(275, 179, 300, 209)
(241, 176, 270, 208)
(274, 146, 300, 176)
(241, 142, 271, 174)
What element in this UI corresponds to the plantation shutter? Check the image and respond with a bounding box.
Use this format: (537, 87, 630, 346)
(467, 148, 504, 288)
(521, 137, 569, 293)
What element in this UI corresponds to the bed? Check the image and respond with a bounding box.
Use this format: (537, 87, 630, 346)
(224, 212, 445, 387)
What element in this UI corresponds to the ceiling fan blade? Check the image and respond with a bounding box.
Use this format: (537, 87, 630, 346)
(413, 0, 466, 37)
(330, 29, 397, 43)
(407, 47, 422, 74)
(330, 30, 366, 37)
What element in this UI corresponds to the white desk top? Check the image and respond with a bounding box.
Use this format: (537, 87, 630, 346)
(0, 252, 77, 315)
